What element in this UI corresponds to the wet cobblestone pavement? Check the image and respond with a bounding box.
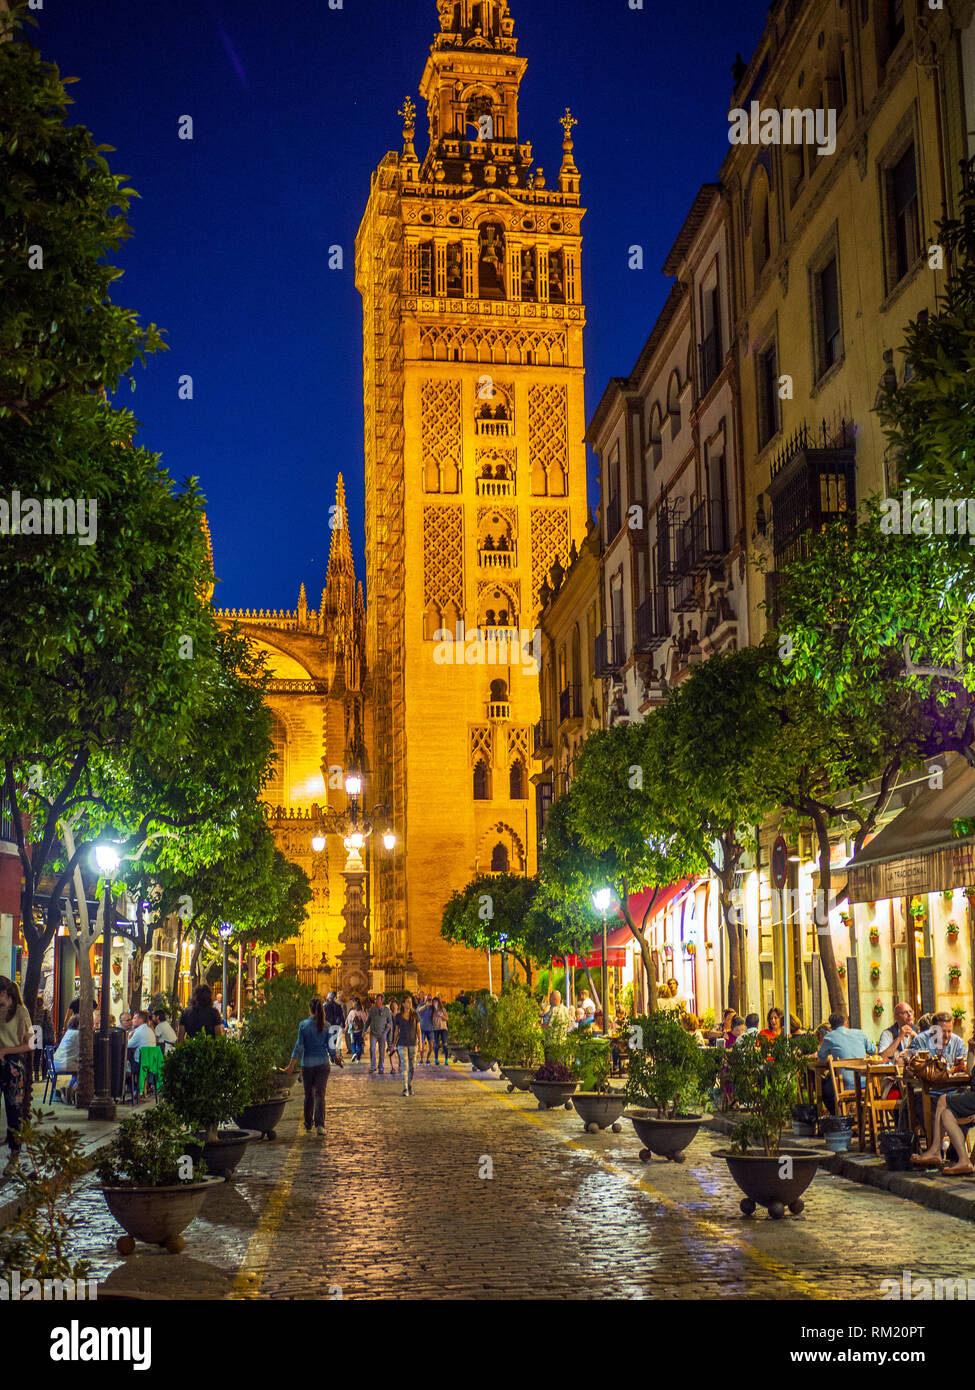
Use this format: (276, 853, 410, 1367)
(66, 1069, 975, 1300)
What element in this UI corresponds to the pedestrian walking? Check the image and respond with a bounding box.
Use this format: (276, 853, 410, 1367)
(177, 984, 225, 1041)
(367, 993, 392, 1074)
(430, 996, 449, 1066)
(387, 999, 401, 1074)
(347, 997, 365, 1061)
(325, 991, 346, 1060)
(394, 995, 419, 1096)
(0, 977, 34, 1178)
(418, 993, 435, 1064)
(283, 996, 343, 1138)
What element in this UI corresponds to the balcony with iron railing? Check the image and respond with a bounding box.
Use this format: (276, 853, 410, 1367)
(533, 719, 553, 755)
(635, 590, 670, 652)
(767, 418, 856, 567)
(698, 327, 722, 397)
(594, 626, 625, 677)
(559, 683, 583, 724)
(671, 570, 698, 613)
(677, 497, 729, 575)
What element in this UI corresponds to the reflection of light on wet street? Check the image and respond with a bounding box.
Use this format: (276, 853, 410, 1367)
(60, 1075, 975, 1300)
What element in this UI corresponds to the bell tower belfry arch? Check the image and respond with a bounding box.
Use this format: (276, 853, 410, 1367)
(356, 0, 588, 994)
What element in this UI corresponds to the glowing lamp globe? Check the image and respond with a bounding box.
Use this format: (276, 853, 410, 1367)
(93, 844, 120, 876)
(383, 832, 396, 851)
(311, 835, 327, 853)
(592, 888, 612, 913)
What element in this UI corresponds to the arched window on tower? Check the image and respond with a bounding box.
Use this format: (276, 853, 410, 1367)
(509, 759, 527, 800)
(491, 841, 509, 872)
(265, 714, 288, 808)
(473, 760, 491, 801)
(478, 222, 506, 301)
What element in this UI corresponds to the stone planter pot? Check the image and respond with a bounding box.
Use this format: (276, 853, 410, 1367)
(572, 1091, 626, 1133)
(448, 1046, 471, 1064)
(500, 1065, 534, 1092)
(234, 1094, 288, 1140)
(185, 1128, 260, 1178)
(627, 1109, 702, 1162)
(529, 1079, 578, 1111)
(272, 1069, 298, 1092)
(102, 1176, 225, 1254)
(470, 1051, 498, 1072)
(717, 1148, 824, 1218)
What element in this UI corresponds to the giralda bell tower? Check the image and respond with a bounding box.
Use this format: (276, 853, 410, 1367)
(356, 0, 588, 994)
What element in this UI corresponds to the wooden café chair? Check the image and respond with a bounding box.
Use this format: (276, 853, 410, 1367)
(827, 1055, 859, 1122)
(864, 1063, 901, 1153)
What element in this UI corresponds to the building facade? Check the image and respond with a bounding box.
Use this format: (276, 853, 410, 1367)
(356, 0, 589, 993)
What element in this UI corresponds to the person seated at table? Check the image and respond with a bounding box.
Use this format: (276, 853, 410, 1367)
(817, 1012, 877, 1113)
(52, 1016, 80, 1099)
(127, 1011, 156, 1064)
(681, 1013, 706, 1047)
(708, 1008, 735, 1043)
(726, 1016, 747, 1047)
(151, 1008, 177, 1050)
(815, 1023, 829, 1044)
(878, 1002, 917, 1061)
(909, 1011, 968, 1067)
(742, 1013, 760, 1039)
(910, 1064, 975, 1174)
(916, 1013, 933, 1033)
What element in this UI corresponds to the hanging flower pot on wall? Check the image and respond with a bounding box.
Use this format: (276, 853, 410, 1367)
(873, 999, 884, 1018)
(870, 964, 881, 982)
(947, 921, 960, 942)
(949, 964, 963, 990)
(869, 928, 880, 946)
(837, 963, 846, 978)
(910, 897, 927, 921)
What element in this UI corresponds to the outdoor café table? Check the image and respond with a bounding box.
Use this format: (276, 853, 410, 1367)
(904, 1069, 972, 1148)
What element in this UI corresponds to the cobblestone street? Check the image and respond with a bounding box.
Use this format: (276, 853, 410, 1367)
(63, 1068, 975, 1301)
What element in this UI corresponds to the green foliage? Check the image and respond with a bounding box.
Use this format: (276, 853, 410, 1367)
(468, 989, 497, 1051)
(0, 1110, 90, 1283)
(488, 980, 543, 1068)
(444, 1001, 474, 1048)
(571, 1033, 612, 1093)
(724, 1033, 813, 1156)
(95, 1102, 203, 1188)
(624, 1011, 720, 1119)
(161, 1034, 248, 1139)
(242, 974, 314, 1070)
(235, 1026, 282, 1106)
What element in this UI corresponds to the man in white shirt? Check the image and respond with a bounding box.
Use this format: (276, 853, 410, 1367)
(127, 1011, 157, 1061)
(578, 990, 597, 1020)
(541, 990, 573, 1031)
(52, 1017, 80, 1096)
(151, 1009, 177, 1048)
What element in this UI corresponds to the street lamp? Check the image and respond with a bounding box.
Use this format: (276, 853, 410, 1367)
(382, 831, 396, 852)
(219, 922, 233, 1025)
(593, 887, 612, 1035)
(311, 834, 326, 854)
(90, 843, 121, 1121)
(344, 772, 363, 799)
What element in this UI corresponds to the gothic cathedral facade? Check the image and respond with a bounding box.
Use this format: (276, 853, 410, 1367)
(356, 0, 589, 993)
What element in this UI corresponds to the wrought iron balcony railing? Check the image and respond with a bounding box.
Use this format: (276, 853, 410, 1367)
(767, 418, 856, 566)
(635, 590, 670, 652)
(559, 684, 583, 724)
(594, 627, 625, 677)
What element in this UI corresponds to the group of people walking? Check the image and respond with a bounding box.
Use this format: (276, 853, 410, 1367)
(286, 990, 452, 1137)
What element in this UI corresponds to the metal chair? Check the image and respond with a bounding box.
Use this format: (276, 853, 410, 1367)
(41, 1046, 58, 1104)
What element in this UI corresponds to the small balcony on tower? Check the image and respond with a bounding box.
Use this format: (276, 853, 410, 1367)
(478, 540, 516, 569)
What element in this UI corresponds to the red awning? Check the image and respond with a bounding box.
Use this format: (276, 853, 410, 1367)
(557, 882, 698, 970)
(624, 878, 697, 931)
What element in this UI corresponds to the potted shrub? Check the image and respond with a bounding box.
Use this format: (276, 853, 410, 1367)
(243, 975, 313, 1089)
(949, 963, 963, 990)
(529, 1058, 579, 1110)
(716, 1032, 824, 1218)
(162, 1034, 255, 1177)
(489, 982, 543, 1091)
(910, 897, 927, 921)
(468, 990, 499, 1072)
(624, 1011, 721, 1162)
(570, 1034, 625, 1133)
(233, 1029, 290, 1140)
(96, 1103, 223, 1254)
(445, 1003, 474, 1063)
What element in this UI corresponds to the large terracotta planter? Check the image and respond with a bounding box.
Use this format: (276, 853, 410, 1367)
(530, 1079, 578, 1110)
(500, 1065, 534, 1092)
(717, 1147, 824, 1218)
(572, 1092, 626, 1133)
(102, 1176, 224, 1254)
(234, 1094, 288, 1140)
(185, 1128, 260, 1178)
(627, 1109, 702, 1162)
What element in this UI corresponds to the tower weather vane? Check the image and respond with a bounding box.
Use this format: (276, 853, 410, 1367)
(398, 97, 417, 129)
(560, 107, 578, 139)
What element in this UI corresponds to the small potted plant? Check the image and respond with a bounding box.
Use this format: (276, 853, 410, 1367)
(839, 912, 853, 931)
(910, 897, 927, 921)
(624, 1010, 721, 1162)
(716, 1032, 824, 1217)
(837, 962, 847, 978)
(869, 963, 881, 983)
(873, 999, 885, 1019)
(530, 1023, 579, 1109)
(949, 963, 963, 990)
(947, 920, 960, 944)
(570, 1034, 625, 1133)
(468, 990, 499, 1073)
(943, 889, 955, 902)
(162, 1034, 255, 1177)
(952, 1004, 966, 1033)
(96, 1103, 223, 1254)
(868, 926, 880, 947)
(966, 886, 975, 905)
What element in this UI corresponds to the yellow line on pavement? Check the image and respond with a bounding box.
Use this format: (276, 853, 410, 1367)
(229, 1135, 305, 1300)
(480, 1082, 828, 1300)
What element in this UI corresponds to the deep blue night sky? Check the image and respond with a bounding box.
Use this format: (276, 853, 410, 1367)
(34, 0, 770, 610)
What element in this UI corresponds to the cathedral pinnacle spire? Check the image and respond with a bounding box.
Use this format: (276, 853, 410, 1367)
(434, 0, 516, 53)
(326, 473, 355, 584)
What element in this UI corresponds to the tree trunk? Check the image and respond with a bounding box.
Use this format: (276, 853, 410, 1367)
(129, 946, 146, 1015)
(62, 824, 95, 1108)
(724, 909, 741, 1015)
(619, 900, 657, 1012)
(583, 963, 601, 1011)
(811, 807, 846, 1014)
(189, 927, 207, 990)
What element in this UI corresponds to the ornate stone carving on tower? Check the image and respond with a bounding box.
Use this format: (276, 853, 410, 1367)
(214, 474, 371, 988)
(356, 1, 588, 994)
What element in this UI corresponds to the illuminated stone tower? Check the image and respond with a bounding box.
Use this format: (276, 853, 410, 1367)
(356, 0, 588, 994)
